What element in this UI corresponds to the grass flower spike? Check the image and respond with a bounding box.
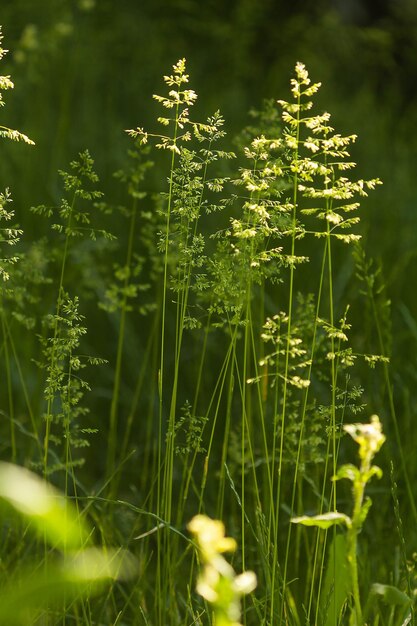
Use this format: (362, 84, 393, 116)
(0, 26, 34, 145)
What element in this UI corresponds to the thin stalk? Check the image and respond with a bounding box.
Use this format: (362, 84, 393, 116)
(43, 193, 75, 479)
(3, 316, 41, 456)
(310, 348, 349, 625)
(165, 143, 213, 525)
(277, 89, 301, 625)
(248, 294, 274, 520)
(267, 315, 283, 623)
(159, 101, 180, 522)
(1, 305, 15, 460)
(176, 310, 212, 525)
(369, 291, 417, 523)
(107, 196, 138, 484)
(156, 101, 180, 626)
(216, 366, 234, 520)
(199, 332, 238, 512)
(326, 222, 337, 511)
(240, 290, 252, 574)
(119, 312, 159, 477)
(62, 354, 73, 626)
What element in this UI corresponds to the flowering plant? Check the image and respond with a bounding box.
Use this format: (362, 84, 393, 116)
(188, 514, 257, 626)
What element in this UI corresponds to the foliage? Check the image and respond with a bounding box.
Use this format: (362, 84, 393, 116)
(0, 24, 415, 626)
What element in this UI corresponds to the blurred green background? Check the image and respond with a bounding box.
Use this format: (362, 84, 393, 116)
(2, 0, 417, 266)
(1, 0, 417, 479)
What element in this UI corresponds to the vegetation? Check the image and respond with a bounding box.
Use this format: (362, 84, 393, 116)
(1, 9, 417, 625)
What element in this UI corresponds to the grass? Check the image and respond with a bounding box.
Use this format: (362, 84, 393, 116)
(1, 29, 416, 625)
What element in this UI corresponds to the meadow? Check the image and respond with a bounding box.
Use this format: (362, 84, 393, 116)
(1, 15, 417, 626)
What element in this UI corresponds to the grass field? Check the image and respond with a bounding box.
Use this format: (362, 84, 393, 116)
(1, 25, 416, 625)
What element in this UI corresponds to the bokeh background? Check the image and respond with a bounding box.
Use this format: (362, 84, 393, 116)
(2, 0, 417, 275)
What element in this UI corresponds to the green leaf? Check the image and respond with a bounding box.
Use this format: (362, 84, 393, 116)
(363, 465, 383, 483)
(333, 464, 360, 483)
(363, 583, 413, 626)
(0, 462, 89, 549)
(370, 583, 412, 607)
(320, 534, 351, 626)
(357, 496, 373, 526)
(0, 549, 137, 625)
(291, 512, 351, 529)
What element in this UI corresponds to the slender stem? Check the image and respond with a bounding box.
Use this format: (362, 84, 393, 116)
(157, 101, 180, 626)
(1, 305, 15, 460)
(3, 316, 41, 455)
(348, 477, 367, 625)
(278, 85, 301, 624)
(159, 102, 180, 521)
(107, 196, 138, 483)
(43, 192, 75, 478)
(368, 288, 417, 523)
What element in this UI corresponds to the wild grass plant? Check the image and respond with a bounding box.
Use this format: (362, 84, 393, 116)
(1, 26, 415, 626)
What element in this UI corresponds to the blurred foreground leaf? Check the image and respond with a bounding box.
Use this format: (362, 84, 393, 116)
(320, 533, 351, 626)
(0, 548, 137, 624)
(0, 463, 138, 624)
(363, 583, 413, 626)
(0, 461, 88, 549)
